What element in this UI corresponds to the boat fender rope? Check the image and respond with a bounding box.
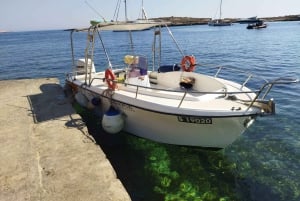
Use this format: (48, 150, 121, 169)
(181, 55, 196, 72)
(102, 88, 115, 104)
(105, 69, 117, 90)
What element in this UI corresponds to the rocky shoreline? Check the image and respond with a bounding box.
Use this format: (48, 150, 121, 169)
(150, 14, 300, 26)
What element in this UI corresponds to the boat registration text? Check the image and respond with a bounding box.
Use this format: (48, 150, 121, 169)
(177, 116, 212, 124)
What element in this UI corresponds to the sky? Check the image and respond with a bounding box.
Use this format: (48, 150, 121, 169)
(1, 0, 299, 31)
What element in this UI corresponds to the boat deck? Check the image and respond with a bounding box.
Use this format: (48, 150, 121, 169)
(72, 73, 258, 114)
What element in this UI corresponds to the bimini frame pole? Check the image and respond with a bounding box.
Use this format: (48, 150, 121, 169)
(84, 27, 96, 85)
(70, 29, 76, 75)
(152, 25, 162, 71)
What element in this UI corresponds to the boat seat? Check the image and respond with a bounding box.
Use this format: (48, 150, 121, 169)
(158, 64, 180, 73)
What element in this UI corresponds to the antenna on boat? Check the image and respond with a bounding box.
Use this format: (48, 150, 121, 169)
(84, 0, 107, 23)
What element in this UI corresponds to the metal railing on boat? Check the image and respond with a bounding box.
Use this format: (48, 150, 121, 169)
(67, 65, 299, 114)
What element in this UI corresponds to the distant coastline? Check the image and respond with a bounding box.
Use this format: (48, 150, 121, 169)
(2, 14, 299, 32)
(150, 14, 300, 26)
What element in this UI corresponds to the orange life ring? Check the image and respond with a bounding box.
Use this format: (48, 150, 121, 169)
(181, 56, 196, 72)
(105, 69, 117, 90)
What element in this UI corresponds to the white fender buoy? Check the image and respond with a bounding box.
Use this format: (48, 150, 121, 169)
(74, 92, 88, 107)
(102, 106, 125, 134)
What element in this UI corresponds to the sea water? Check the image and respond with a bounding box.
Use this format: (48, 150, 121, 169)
(1, 21, 300, 201)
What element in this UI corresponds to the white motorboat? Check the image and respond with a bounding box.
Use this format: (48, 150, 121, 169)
(65, 23, 298, 149)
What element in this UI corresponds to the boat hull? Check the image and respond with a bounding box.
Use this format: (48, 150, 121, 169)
(121, 104, 253, 148)
(247, 24, 267, 29)
(68, 81, 256, 148)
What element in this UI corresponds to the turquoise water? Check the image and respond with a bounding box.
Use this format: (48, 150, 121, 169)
(1, 21, 300, 201)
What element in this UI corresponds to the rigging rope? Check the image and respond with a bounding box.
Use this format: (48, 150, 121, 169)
(165, 24, 185, 57)
(102, 89, 114, 104)
(113, 0, 122, 21)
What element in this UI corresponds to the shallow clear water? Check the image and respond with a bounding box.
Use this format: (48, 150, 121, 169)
(1, 21, 300, 201)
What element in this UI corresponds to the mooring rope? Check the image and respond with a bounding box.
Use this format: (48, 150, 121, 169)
(102, 89, 114, 104)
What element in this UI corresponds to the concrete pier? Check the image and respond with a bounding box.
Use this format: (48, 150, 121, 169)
(0, 78, 131, 201)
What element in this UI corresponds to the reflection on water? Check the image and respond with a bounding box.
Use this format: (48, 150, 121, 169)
(73, 103, 300, 201)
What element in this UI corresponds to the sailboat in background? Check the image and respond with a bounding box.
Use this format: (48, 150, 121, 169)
(135, 0, 156, 24)
(110, 0, 159, 31)
(208, 0, 232, 26)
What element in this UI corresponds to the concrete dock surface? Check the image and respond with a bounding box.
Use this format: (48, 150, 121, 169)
(0, 78, 131, 201)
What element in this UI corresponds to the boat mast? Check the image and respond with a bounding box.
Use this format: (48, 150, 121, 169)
(124, 0, 128, 21)
(141, 0, 148, 20)
(219, 0, 222, 19)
